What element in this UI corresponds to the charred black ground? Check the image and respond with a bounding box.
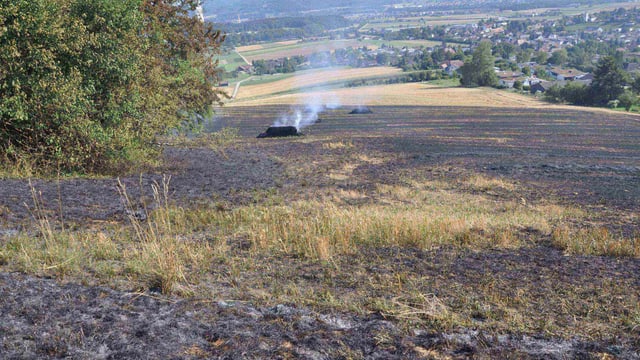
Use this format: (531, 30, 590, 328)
(350, 107, 373, 114)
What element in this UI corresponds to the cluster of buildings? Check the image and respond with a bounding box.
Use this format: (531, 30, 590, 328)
(232, 7, 640, 92)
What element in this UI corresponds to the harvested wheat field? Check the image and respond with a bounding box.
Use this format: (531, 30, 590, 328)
(232, 81, 635, 115)
(1, 81, 640, 358)
(231, 67, 402, 102)
(238, 39, 369, 62)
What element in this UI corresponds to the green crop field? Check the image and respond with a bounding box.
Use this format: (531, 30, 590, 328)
(216, 51, 249, 72)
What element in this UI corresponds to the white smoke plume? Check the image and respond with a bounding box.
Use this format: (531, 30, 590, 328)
(274, 93, 341, 130)
(269, 40, 381, 130)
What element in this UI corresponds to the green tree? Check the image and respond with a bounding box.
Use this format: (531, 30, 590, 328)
(548, 48, 568, 65)
(561, 81, 591, 106)
(535, 51, 548, 65)
(513, 80, 523, 90)
(633, 76, 640, 93)
(493, 42, 516, 60)
(516, 48, 533, 64)
(459, 41, 498, 88)
(591, 56, 628, 105)
(534, 65, 553, 80)
(0, 0, 225, 173)
(0, 0, 98, 170)
(617, 90, 637, 111)
(543, 84, 563, 103)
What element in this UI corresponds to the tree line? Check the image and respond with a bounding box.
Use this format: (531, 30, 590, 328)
(217, 16, 351, 47)
(543, 56, 636, 109)
(0, 0, 225, 174)
(460, 41, 637, 110)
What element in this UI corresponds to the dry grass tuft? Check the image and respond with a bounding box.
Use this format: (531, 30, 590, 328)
(6, 177, 219, 295)
(117, 176, 214, 295)
(465, 174, 516, 192)
(552, 226, 640, 258)
(0, 155, 37, 178)
(322, 140, 354, 150)
(385, 292, 454, 326)
(196, 182, 582, 259)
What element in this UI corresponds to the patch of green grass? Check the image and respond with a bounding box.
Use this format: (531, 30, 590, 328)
(216, 52, 247, 72)
(241, 73, 296, 86)
(427, 78, 461, 87)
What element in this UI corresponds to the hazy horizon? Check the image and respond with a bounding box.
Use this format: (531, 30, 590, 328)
(203, 0, 629, 22)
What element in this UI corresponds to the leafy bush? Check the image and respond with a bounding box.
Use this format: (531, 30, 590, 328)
(0, 0, 225, 174)
(561, 81, 592, 106)
(543, 82, 592, 106)
(543, 85, 563, 103)
(617, 90, 638, 111)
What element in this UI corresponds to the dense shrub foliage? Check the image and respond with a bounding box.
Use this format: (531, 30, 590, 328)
(0, 0, 225, 173)
(542, 56, 632, 109)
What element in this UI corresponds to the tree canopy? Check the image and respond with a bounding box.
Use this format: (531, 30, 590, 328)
(0, 0, 225, 173)
(459, 41, 498, 88)
(591, 55, 627, 105)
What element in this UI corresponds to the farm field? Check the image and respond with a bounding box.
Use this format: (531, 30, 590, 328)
(238, 39, 366, 62)
(230, 66, 403, 101)
(230, 81, 557, 107)
(360, 14, 485, 31)
(1, 79, 639, 357)
(526, 1, 640, 17)
(358, 1, 640, 32)
(235, 38, 457, 62)
(0, 72, 640, 359)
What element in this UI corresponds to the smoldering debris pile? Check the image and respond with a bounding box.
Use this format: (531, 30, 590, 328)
(349, 107, 372, 114)
(257, 126, 300, 138)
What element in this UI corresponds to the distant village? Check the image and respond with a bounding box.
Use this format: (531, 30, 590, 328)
(232, 6, 640, 95)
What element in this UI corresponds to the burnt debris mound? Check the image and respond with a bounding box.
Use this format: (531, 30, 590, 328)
(349, 107, 372, 114)
(257, 126, 300, 138)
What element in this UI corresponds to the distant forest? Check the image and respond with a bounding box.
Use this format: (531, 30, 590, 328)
(215, 16, 352, 46)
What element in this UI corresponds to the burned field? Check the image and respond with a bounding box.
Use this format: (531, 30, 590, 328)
(224, 104, 640, 214)
(1, 104, 640, 358)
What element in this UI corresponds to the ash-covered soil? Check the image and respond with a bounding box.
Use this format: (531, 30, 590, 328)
(2, 249, 638, 360)
(0, 147, 282, 225)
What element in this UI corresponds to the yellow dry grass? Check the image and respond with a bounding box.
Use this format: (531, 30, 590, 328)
(230, 67, 402, 102)
(236, 40, 300, 53)
(236, 44, 264, 52)
(230, 82, 640, 117)
(230, 82, 546, 107)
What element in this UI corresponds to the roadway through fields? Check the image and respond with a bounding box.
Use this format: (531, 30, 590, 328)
(231, 76, 254, 99)
(235, 49, 251, 65)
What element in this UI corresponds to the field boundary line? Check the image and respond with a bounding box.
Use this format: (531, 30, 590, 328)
(231, 76, 254, 99)
(235, 49, 251, 65)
